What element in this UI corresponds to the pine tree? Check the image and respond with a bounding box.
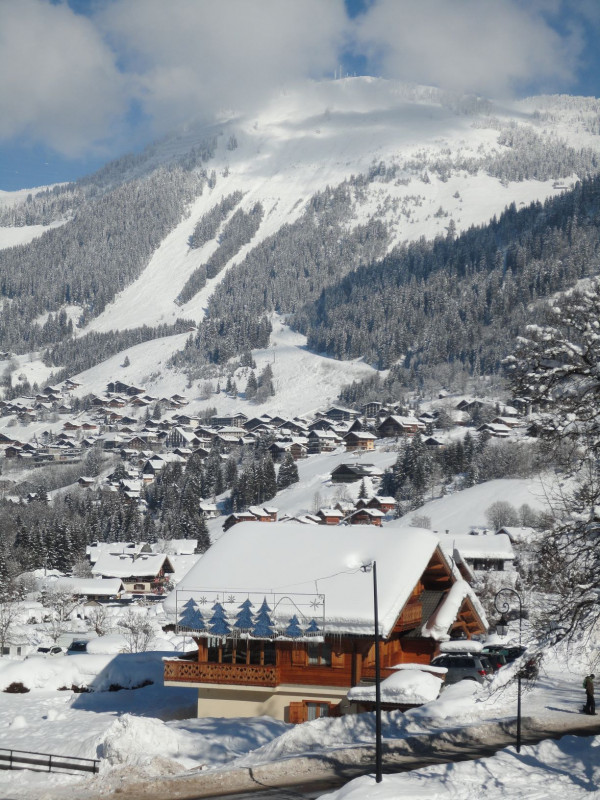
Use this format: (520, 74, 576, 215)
(284, 615, 303, 638)
(252, 598, 275, 638)
(208, 602, 231, 636)
(245, 370, 258, 401)
(234, 599, 254, 631)
(179, 598, 206, 631)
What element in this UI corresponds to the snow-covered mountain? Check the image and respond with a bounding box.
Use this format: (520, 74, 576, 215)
(2, 77, 600, 414)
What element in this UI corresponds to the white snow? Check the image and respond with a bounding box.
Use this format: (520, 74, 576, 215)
(167, 522, 440, 637)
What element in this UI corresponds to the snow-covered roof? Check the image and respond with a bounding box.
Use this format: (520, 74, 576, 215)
(422, 579, 488, 641)
(438, 533, 515, 561)
(92, 552, 172, 579)
(50, 577, 124, 597)
(166, 522, 440, 637)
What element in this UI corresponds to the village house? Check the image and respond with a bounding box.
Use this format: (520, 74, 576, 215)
(347, 508, 385, 526)
(438, 532, 515, 575)
(330, 463, 383, 484)
(163, 523, 487, 723)
(355, 496, 397, 514)
(343, 431, 377, 452)
(377, 415, 426, 438)
(91, 552, 175, 595)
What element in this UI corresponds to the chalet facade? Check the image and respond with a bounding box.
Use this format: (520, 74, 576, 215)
(330, 463, 383, 484)
(343, 431, 376, 452)
(163, 523, 487, 723)
(377, 415, 426, 438)
(91, 552, 174, 595)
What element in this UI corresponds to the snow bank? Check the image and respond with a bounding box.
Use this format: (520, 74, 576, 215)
(348, 669, 443, 705)
(0, 651, 176, 692)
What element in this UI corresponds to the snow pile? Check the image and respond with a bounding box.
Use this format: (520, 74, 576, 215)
(86, 635, 127, 655)
(0, 651, 175, 692)
(233, 710, 409, 766)
(318, 735, 600, 800)
(439, 639, 483, 653)
(348, 669, 443, 705)
(101, 714, 185, 768)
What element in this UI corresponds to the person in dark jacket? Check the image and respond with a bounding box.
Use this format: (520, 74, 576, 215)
(584, 674, 596, 715)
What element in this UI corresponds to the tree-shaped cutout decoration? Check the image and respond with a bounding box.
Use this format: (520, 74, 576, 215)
(234, 598, 254, 631)
(305, 619, 320, 636)
(284, 615, 303, 638)
(178, 598, 206, 632)
(208, 602, 231, 636)
(251, 597, 275, 639)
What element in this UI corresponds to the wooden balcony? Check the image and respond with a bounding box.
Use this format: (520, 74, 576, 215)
(164, 659, 280, 687)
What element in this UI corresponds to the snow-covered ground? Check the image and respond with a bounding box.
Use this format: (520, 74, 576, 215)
(0, 635, 597, 799)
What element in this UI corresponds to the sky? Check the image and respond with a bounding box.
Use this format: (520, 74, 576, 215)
(1, 0, 600, 191)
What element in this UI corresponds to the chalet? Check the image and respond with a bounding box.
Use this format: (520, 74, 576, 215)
(222, 506, 278, 531)
(361, 401, 383, 418)
(163, 523, 487, 722)
(477, 422, 511, 438)
(91, 552, 174, 595)
(211, 413, 248, 428)
(50, 577, 125, 603)
(323, 406, 359, 422)
(316, 508, 345, 525)
(343, 431, 376, 452)
(438, 533, 515, 574)
(330, 463, 383, 484)
(77, 476, 95, 488)
(377, 415, 426, 438)
(199, 502, 219, 519)
(356, 496, 396, 514)
(307, 429, 340, 454)
(347, 508, 385, 526)
(423, 436, 444, 449)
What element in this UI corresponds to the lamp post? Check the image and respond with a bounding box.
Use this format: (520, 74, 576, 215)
(494, 587, 523, 753)
(362, 561, 382, 783)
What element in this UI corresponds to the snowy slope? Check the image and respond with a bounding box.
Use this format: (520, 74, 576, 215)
(80, 78, 589, 336)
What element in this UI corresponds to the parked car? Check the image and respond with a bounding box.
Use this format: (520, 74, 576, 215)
(27, 645, 65, 658)
(66, 639, 89, 655)
(430, 653, 492, 684)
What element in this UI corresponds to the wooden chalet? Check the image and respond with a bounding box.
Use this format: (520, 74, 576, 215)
(91, 552, 174, 595)
(347, 508, 385, 526)
(330, 463, 383, 484)
(316, 508, 345, 525)
(343, 431, 376, 452)
(356, 496, 396, 514)
(376, 415, 426, 438)
(164, 523, 487, 723)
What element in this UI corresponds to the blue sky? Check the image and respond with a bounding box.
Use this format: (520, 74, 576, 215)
(1, 0, 600, 191)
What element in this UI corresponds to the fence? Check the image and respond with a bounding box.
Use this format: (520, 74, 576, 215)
(0, 748, 100, 775)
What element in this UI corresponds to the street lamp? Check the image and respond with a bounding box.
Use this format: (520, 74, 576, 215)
(494, 587, 523, 753)
(361, 561, 382, 783)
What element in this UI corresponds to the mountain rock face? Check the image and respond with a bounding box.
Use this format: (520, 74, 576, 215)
(1, 78, 600, 402)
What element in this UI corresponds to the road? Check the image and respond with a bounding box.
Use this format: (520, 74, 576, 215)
(59, 711, 600, 800)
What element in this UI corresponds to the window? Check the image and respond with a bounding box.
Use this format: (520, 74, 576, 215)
(308, 643, 331, 666)
(305, 702, 330, 721)
(133, 583, 146, 591)
(1, 647, 9, 656)
(206, 639, 276, 666)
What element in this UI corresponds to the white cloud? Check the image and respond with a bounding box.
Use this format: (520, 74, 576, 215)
(0, 0, 126, 156)
(354, 0, 581, 97)
(0, 0, 592, 160)
(98, 0, 348, 132)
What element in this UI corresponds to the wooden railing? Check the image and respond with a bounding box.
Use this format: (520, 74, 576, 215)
(164, 659, 280, 687)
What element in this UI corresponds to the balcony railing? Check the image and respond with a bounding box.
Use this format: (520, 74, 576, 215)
(164, 659, 280, 687)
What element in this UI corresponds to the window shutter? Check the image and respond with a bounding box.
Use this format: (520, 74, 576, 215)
(291, 646, 307, 666)
(331, 650, 345, 669)
(288, 702, 305, 724)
